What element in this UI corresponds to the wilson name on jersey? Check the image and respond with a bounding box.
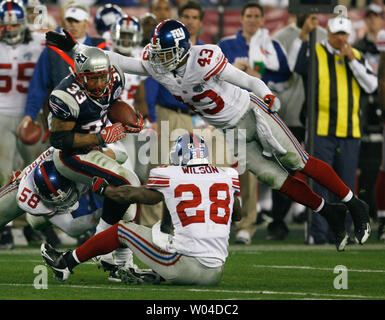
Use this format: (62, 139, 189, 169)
(48, 65, 125, 136)
(141, 44, 250, 128)
(146, 165, 240, 263)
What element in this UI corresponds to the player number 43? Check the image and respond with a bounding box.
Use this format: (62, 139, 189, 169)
(197, 49, 213, 67)
(175, 183, 231, 227)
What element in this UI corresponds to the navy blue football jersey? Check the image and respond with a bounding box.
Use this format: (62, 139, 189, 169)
(48, 65, 125, 135)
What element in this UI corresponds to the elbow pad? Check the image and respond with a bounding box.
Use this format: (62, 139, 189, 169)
(50, 130, 74, 151)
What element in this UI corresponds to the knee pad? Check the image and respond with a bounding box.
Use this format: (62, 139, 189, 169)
(257, 171, 286, 190)
(26, 213, 50, 230)
(278, 152, 305, 171)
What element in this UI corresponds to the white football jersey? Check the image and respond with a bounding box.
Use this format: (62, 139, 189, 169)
(141, 44, 250, 128)
(17, 148, 56, 216)
(17, 147, 88, 216)
(0, 32, 45, 117)
(146, 165, 240, 264)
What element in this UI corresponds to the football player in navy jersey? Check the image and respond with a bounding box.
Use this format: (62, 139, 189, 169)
(47, 46, 144, 276)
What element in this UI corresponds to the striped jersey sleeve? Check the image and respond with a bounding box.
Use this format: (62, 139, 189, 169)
(195, 44, 228, 82)
(146, 166, 170, 189)
(232, 176, 240, 195)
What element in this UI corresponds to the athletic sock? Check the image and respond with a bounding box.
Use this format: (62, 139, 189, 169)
(75, 223, 121, 263)
(279, 174, 323, 211)
(375, 170, 385, 212)
(300, 156, 350, 200)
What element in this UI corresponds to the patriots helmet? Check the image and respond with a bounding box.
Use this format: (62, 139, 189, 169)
(74, 46, 114, 98)
(111, 15, 142, 56)
(33, 160, 79, 211)
(170, 133, 209, 166)
(149, 19, 191, 73)
(94, 3, 123, 36)
(0, 0, 27, 45)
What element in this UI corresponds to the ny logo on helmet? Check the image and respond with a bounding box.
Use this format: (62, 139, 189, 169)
(170, 28, 185, 41)
(75, 53, 88, 64)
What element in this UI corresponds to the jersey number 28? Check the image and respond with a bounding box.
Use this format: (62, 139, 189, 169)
(175, 183, 231, 227)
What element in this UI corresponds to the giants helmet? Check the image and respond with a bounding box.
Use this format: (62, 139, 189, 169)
(0, 0, 27, 45)
(170, 133, 209, 166)
(111, 15, 142, 56)
(33, 160, 78, 211)
(149, 19, 191, 73)
(94, 3, 123, 36)
(74, 46, 114, 98)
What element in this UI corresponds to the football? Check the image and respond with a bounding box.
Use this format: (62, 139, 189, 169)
(108, 100, 138, 126)
(17, 120, 42, 145)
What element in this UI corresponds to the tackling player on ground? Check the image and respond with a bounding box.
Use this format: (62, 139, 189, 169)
(41, 133, 241, 285)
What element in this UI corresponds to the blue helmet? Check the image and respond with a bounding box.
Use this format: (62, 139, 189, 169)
(33, 160, 78, 210)
(149, 19, 191, 73)
(0, 0, 27, 45)
(170, 133, 209, 166)
(111, 15, 142, 55)
(94, 3, 123, 36)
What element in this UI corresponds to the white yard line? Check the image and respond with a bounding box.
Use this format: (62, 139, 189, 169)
(0, 283, 383, 299)
(253, 264, 385, 273)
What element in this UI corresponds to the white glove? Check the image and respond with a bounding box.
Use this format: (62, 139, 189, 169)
(151, 221, 176, 253)
(263, 94, 281, 113)
(253, 107, 287, 157)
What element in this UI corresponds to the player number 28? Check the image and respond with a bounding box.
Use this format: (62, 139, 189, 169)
(175, 183, 231, 227)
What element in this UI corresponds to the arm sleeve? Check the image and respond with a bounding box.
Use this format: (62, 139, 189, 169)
(218, 62, 272, 98)
(144, 77, 159, 123)
(348, 58, 378, 94)
(75, 42, 149, 76)
(105, 50, 149, 76)
(24, 48, 52, 120)
(146, 167, 170, 190)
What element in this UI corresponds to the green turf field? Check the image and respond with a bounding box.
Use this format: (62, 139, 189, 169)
(0, 223, 384, 301)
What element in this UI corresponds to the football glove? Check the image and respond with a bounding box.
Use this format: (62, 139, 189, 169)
(253, 107, 287, 157)
(97, 123, 127, 144)
(46, 29, 77, 52)
(92, 177, 109, 195)
(124, 112, 144, 134)
(263, 94, 281, 113)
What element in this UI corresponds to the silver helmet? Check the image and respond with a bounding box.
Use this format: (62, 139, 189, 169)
(111, 15, 142, 56)
(74, 47, 114, 98)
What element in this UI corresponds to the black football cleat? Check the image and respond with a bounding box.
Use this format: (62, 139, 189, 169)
(117, 267, 162, 285)
(41, 243, 74, 281)
(345, 196, 371, 244)
(319, 203, 349, 252)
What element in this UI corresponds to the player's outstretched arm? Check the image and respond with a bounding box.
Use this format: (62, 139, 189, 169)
(45, 30, 149, 77)
(219, 63, 281, 113)
(92, 177, 163, 205)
